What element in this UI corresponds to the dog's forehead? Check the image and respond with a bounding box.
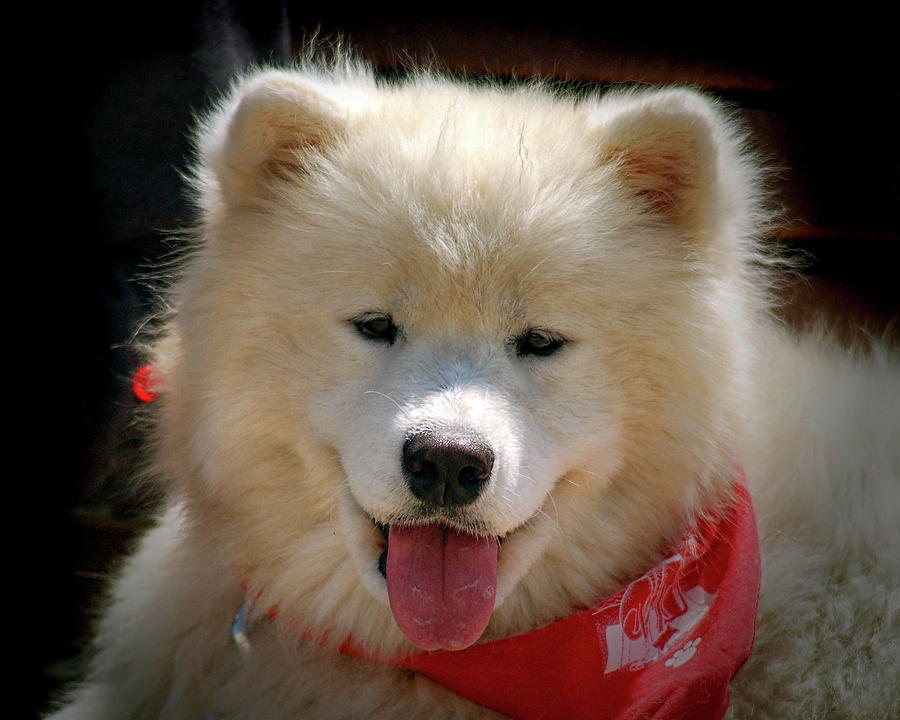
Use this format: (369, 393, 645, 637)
(277, 94, 643, 326)
(296, 173, 623, 331)
(329, 135, 612, 274)
(366, 227, 607, 334)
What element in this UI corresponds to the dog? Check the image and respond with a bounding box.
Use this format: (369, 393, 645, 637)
(48, 58, 900, 718)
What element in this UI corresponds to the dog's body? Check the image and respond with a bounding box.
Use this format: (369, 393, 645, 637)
(50, 61, 899, 718)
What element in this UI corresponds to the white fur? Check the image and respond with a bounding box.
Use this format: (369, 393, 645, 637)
(48, 61, 899, 718)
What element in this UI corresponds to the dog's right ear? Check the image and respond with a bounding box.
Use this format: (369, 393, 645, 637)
(200, 71, 352, 207)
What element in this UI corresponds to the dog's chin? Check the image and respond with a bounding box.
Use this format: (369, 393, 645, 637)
(338, 489, 558, 613)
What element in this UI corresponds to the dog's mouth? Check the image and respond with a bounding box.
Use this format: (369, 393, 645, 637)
(341, 489, 559, 653)
(374, 519, 498, 651)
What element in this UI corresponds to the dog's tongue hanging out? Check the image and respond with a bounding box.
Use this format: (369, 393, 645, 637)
(386, 523, 498, 651)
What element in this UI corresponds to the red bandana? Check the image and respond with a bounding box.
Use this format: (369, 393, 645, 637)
(336, 479, 760, 720)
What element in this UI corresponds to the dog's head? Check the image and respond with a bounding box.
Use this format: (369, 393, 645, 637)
(156, 63, 766, 651)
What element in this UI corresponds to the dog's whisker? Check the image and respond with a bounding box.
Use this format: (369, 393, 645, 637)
(543, 491, 561, 529)
(362, 389, 404, 410)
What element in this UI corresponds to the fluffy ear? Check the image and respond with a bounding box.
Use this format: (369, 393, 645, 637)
(202, 71, 350, 206)
(591, 89, 729, 231)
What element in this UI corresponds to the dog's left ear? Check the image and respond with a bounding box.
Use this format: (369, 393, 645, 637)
(591, 89, 738, 233)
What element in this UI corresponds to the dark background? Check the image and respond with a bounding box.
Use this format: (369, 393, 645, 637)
(25, 4, 898, 716)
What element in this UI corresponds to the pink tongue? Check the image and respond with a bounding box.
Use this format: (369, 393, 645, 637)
(386, 523, 498, 651)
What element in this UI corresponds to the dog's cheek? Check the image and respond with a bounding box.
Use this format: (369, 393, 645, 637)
(335, 398, 413, 519)
(523, 373, 627, 489)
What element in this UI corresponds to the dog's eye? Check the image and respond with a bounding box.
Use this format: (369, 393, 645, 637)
(515, 329, 567, 358)
(352, 314, 398, 344)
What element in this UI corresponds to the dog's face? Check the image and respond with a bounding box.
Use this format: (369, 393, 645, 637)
(310, 167, 633, 648)
(165, 68, 760, 651)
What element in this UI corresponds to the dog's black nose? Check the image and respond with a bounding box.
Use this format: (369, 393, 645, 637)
(402, 431, 494, 507)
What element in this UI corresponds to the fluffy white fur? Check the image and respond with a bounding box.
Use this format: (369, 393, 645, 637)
(49, 59, 899, 718)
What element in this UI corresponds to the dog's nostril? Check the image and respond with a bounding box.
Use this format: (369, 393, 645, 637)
(402, 431, 494, 507)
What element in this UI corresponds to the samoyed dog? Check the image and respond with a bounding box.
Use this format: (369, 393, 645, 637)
(50, 58, 899, 719)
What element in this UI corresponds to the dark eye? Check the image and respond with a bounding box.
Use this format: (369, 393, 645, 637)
(515, 328, 567, 358)
(352, 313, 398, 344)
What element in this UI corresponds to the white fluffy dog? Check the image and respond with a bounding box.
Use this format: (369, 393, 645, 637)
(49, 59, 899, 719)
